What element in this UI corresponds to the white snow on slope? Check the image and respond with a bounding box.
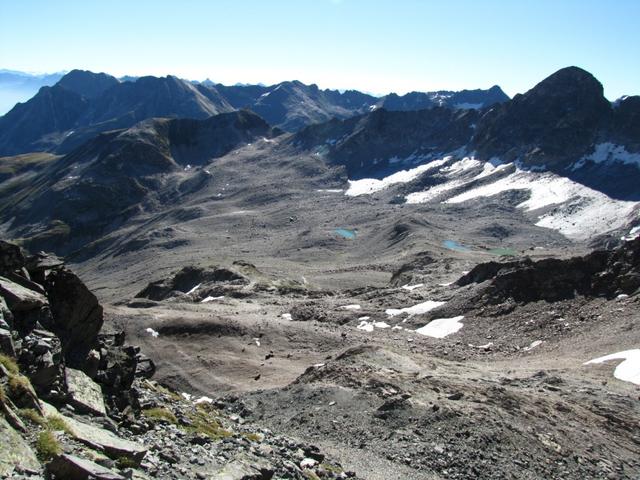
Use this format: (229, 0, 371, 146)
(401, 284, 423, 291)
(405, 179, 466, 204)
(415, 316, 464, 338)
(572, 143, 640, 170)
(186, 283, 201, 295)
(622, 226, 640, 241)
(345, 158, 448, 196)
(357, 320, 391, 332)
(386, 300, 445, 317)
(584, 349, 640, 385)
(443, 168, 638, 240)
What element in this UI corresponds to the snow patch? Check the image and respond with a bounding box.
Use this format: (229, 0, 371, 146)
(145, 328, 159, 338)
(345, 158, 448, 196)
(622, 226, 640, 241)
(415, 316, 464, 338)
(572, 143, 640, 170)
(444, 167, 639, 240)
(385, 300, 445, 318)
(194, 396, 213, 405)
(186, 283, 201, 295)
(339, 304, 361, 311)
(523, 340, 543, 351)
(201, 296, 224, 303)
(401, 283, 423, 291)
(584, 349, 640, 385)
(281, 313, 292, 320)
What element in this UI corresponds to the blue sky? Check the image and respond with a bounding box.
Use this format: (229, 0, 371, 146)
(1, 0, 638, 99)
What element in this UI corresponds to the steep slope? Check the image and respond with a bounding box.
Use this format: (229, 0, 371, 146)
(293, 107, 478, 178)
(0, 84, 88, 154)
(0, 110, 277, 254)
(0, 69, 63, 115)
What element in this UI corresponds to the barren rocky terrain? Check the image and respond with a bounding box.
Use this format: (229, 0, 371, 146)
(1, 65, 639, 479)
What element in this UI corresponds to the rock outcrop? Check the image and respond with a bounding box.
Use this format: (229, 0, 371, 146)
(457, 237, 640, 303)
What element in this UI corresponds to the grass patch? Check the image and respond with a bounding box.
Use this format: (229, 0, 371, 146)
(36, 430, 61, 461)
(46, 415, 74, 435)
(19, 408, 47, 427)
(116, 456, 139, 469)
(142, 407, 177, 424)
(0, 353, 19, 375)
(145, 382, 181, 402)
(7, 374, 33, 398)
(184, 408, 232, 440)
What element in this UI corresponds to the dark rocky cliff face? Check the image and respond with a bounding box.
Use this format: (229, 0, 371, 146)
(472, 66, 613, 170)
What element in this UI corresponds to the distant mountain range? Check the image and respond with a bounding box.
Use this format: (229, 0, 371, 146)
(0, 69, 509, 156)
(1, 66, 638, 256)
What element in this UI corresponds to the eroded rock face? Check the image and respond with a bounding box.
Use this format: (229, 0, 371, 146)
(135, 265, 248, 301)
(473, 66, 613, 170)
(457, 237, 640, 303)
(44, 267, 104, 367)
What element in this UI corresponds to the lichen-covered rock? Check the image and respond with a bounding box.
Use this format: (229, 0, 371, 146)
(0, 415, 40, 476)
(66, 367, 107, 416)
(42, 402, 147, 464)
(46, 453, 125, 480)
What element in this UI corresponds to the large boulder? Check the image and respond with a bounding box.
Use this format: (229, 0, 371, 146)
(0, 276, 47, 312)
(65, 368, 107, 416)
(47, 453, 125, 480)
(43, 267, 103, 367)
(42, 402, 148, 464)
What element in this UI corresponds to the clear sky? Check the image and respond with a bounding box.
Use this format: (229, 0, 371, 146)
(1, 0, 638, 99)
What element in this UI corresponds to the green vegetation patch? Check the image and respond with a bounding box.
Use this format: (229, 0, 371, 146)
(36, 430, 62, 461)
(142, 407, 178, 424)
(19, 408, 47, 427)
(0, 353, 20, 375)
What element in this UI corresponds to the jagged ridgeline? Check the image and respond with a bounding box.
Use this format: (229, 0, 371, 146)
(0, 240, 356, 479)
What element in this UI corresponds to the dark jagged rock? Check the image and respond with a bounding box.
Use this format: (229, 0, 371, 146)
(0, 241, 26, 276)
(294, 107, 478, 179)
(44, 267, 104, 367)
(458, 237, 640, 303)
(136, 265, 248, 301)
(472, 66, 614, 170)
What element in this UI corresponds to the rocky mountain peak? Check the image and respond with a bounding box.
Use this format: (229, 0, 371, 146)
(56, 69, 120, 99)
(472, 66, 613, 169)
